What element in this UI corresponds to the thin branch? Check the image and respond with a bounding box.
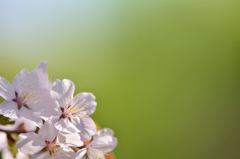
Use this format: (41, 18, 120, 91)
(0, 129, 28, 134)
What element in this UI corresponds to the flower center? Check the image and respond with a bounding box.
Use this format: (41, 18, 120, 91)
(46, 143, 57, 152)
(60, 105, 85, 119)
(13, 78, 41, 109)
(13, 91, 36, 109)
(45, 140, 61, 158)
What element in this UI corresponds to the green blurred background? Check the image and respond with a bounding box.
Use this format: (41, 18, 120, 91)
(0, 1, 240, 159)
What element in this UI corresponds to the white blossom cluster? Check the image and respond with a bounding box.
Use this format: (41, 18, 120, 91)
(0, 61, 117, 159)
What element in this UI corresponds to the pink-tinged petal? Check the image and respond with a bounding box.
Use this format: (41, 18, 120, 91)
(38, 117, 59, 142)
(28, 99, 61, 120)
(75, 148, 88, 159)
(34, 69, 51, 90)
(30, 151, 51, 159)
(17, 71, 41, 105)
(58, 132, 83, 147)
(0, 77, 15, 101)
(17, 132, 45, 155)
(37, 60, 48, 72)
(91, 136, 118, 153)
(54, 118, 80, 133)
(72, 116, 96, 141)
(91, 135, 112, 146)
(17, 70, 49, 106)
(0, 101, 19, 119)
(25, 70, 49, 98)
(24, 88, 51, 108)
(18, 106, 42, 127)
(36, 61, 53, 90)
(95, 128, 114, 137)
(12, 69, 29, 94)
(51, 79, 75, 106)
(53, 147, 75, 159)
(72, 93, 97, 116)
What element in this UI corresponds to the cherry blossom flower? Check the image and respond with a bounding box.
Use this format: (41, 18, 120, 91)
(75, 128, 117, 159)
(0, 61, 59, 126)
(50, 79, 97, 141)
(17, 117, 83, 159)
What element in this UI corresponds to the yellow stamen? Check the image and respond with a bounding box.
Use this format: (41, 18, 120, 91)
(67, 107, 85, 113)
(22, 91, 35, 99)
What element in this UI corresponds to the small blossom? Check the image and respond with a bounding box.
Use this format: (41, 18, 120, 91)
(75, 128, 118, 159)
(17, 117, 83, 159)
(0, 61, 58, 126)
(50, 79, 97, 141)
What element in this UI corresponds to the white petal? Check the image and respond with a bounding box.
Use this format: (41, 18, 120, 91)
(95, 128, 114, 137)
(75, 148, 87, 159)
(91, 136, 117, 153)
(15, 69, 50, 108)
(30, 151, 51, 159)
(18, 106, 42, 127)
(0, 132, 7, 150)
(12, 69, 29, 94)
(51, 79, 75, 107)
(58, 132, 83, 147)
(53, 147, 75, 159)
(72, 116, 96, 141)
(54, 118, 80, 133)
(0, 77, 15, 101)
(38, 117, 58, 142)
(91, 135, 112, 146)
(20, 117, 37, 132)
(0, 101, 19, 119)
(17, 132, 45, 155)
(17, 71, 40, 104)
(72, 93, 96, 116)
(34, 68, 51, 90)
(87, 148, 105, 159)
(29, 99, 61, 120)
(37, 61, 48, 72)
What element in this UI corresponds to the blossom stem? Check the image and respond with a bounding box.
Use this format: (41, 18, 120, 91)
(0, 129, 28, 134)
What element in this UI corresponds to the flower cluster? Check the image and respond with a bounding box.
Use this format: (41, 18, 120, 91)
(0, 61, 117, 159)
